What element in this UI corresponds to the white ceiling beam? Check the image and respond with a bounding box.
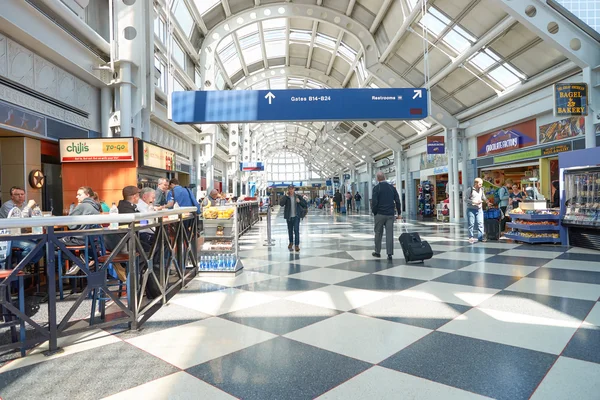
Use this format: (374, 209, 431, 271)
(258, 22, 269, 69)
(214, 55, 234, 88)
(306, 21, 318, 69)
(370, 0, 394, 34)
(255, 0, 260, 5)
(285, 19, 291, 67)
(427, 16, 515, 88)
(342, 49, 363, 87)
(346, 0, 356, 16)
(232, 34, 249, 76)
(183, 0, 208, 35)
(379, 0, 424, 62)
(221, 0, 231, 17)
(326, 31, 344, 75)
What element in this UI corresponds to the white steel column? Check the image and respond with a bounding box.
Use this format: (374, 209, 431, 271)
(193, 144, 202, 189)
(367, 162, 374, 210)
(446, 128, 455, 221)
(403, 155, 409, 216)
(583, 67, 596, 149)
(395, 150, 403, 210)
(460, 134, 469, 222)
(451, 128, 460, 222)
(100, 87, 112, 137)
(119, 62, 132, 137)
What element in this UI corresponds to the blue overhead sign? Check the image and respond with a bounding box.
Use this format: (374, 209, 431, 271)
(171, 88, 429, 124)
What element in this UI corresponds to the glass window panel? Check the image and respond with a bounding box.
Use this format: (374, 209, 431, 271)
(270, 78, 286, 89)
(429, 7, 451, 24)
(195, 69, 201, 87)
(290, 29, 312, 42)
(243, 45, 263, 65)
(488, 65, 521, 88)
(443, 30, 471, 53)
(316, 33, 336, 49)
(172, 40, 186, 68)
(419, 13, 447, 36)
(237, 23, 258, 38)
(215, 72, 225, 90)
(223, 54, 242, 75)
(217, 35, 233, 52)
(338, 43, 357, 62)
(173, 0, 195, 36)
(154, 16, 166, 43)
(194, 0, 220, 15)
(470, 51, 496, 71)
(264, 29, 286, 41)
(263, 18, 286, 30)
(265, 40, 286, 58)
(173, 78, 185, 92)
(454, 25, 477, 41)
(218, 44, 237, 62)
(239, 33, 261, 48)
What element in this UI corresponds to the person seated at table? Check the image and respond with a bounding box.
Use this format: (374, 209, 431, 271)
(92, 193, 110, 213)
(0, 186, 43, 265)
(201, 188, 220, 207)
(63, 186, 101, 275)
(137, 187, 158, 212)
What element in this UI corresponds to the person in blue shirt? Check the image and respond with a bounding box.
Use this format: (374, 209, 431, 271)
(166, 178, 201, 212)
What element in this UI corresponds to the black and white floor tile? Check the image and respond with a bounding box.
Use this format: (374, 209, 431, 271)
(1, 207, 600, 399)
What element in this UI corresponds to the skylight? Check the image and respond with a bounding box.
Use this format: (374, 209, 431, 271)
(194, 0, 220, 15)
(316, 33, 336, 49)
(262, 18, 286, 30)
(488, 64, 523, 88)
(290, 29, 312, 42)
(419, 8, 449, 37)
(265, 41, 286, 58)
(338, 43, 358, 62)
(270, 78, 286, 89)
(172, 0, 195, 36)
(223, 54, 242, 75)
(237, 23, 258, 38)
(242, 45, 263, 65)
(470, 49, 499, 71)
(443, 29, 472, 53)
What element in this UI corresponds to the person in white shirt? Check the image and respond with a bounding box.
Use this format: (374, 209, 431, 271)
(464, 178, 490, 243)
(137, 187, 156, 213)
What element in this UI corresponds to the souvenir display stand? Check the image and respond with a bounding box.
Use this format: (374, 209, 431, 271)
(418, 180, 435, 218)
(506, 207, 561, 244)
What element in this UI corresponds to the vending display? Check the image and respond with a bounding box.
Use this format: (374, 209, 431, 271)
(563, 167, 600, 227)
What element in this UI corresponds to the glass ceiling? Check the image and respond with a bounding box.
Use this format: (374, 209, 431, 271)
(159, 0, 574, 171)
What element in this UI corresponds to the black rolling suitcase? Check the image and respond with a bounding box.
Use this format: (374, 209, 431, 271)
(399, 226, 433, 263)
(484, 219, 501, 241)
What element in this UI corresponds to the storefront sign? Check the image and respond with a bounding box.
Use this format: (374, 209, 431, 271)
(427, 136, 445, 154)
(333, 177, 340, 183)
(0, 100, 46, 136)
(240, 162, 264, 171)
(493, 148, 542, 164)
(325, 180, 332, 186)
(28, 169, 45, 189)
(139, 141, 174, 171)
(554, 83, 588, 117)
(542, 142, 572, 156)
(539, 116, 585, 144)
(420, 153, 448, 170)
(312, 183, 322, 188)
(477, 120, 537, 157)
(434, 166, 448, 174)
(60, 138, 134, 162)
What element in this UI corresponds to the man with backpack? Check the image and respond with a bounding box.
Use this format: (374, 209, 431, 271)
(371, 172, 402, 260)
(465, 178, 490, 243)
(354, 192, 362, 212)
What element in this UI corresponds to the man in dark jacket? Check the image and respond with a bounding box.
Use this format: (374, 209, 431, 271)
(333, 190, 343, 213)
(279, 185, 307, 251)
(371, 171, 401, 260)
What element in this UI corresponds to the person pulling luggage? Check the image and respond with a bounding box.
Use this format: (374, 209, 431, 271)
(371, 171, 401, 260)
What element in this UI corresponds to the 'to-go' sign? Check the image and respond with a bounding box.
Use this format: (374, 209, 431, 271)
(60, 138, 135, 162)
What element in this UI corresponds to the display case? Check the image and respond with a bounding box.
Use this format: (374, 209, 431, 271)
(199, 205, 242, 275)
(562, 167, 600, 228)
(506, 209, 561, 244)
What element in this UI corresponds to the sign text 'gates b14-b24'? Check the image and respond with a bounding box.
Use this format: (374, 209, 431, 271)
(170, 88, 429, 124)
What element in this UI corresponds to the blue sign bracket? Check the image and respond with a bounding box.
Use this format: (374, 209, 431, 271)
(171, 88, 429, 124)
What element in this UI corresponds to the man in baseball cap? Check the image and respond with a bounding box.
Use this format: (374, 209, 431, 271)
(118, 185, 140, 213)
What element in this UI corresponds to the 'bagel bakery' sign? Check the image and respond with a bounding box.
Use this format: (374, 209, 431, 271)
(554, 83, 588, 117)
(477, 119, 537, 157)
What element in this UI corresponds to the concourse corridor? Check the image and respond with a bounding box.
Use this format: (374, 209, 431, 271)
(1, 208, 600, 400)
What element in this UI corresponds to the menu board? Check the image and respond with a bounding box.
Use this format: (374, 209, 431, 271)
(139, 141, 174, 171)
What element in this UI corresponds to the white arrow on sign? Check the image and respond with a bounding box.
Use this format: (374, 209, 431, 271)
(412, 89, 422, 99)
(265, 92, 276, 105)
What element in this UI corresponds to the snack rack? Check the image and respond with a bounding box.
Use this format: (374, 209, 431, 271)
(506, 210, 561, 244)
(199, 204, 243, 275)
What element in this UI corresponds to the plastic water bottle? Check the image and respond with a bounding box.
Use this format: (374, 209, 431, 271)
(217, 254, 224, 271)
(8, 206, 22, 235)
(32, 205, 43, 234)
(199, 256, 205, 270)
(109, 202, 119, 229)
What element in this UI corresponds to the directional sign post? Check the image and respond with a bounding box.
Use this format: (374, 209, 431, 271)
(171, 88, 428, 124)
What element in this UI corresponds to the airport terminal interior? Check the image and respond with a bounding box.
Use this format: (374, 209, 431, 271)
(0, 0, 600, 399)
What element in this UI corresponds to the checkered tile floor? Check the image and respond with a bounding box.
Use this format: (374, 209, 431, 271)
(1, 207, 600, 400)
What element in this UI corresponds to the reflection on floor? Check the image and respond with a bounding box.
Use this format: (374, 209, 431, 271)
(1, 207, 599, 400)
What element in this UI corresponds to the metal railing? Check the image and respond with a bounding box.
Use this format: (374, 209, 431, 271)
(0, 208, 198, 356)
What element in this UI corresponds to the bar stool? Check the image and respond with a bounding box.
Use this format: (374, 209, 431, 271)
(0, 269, 27, 357)
(57, 243, 88, 300)
(92, 252, 134, 324)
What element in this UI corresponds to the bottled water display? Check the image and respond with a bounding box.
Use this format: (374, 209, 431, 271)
(200, 254, 236, 271)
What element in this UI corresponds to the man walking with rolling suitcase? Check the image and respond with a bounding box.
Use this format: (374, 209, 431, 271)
(371, 171, 401, 260)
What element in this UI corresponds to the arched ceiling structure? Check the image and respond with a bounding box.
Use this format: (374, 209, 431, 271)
(175, 0, 595, 171)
